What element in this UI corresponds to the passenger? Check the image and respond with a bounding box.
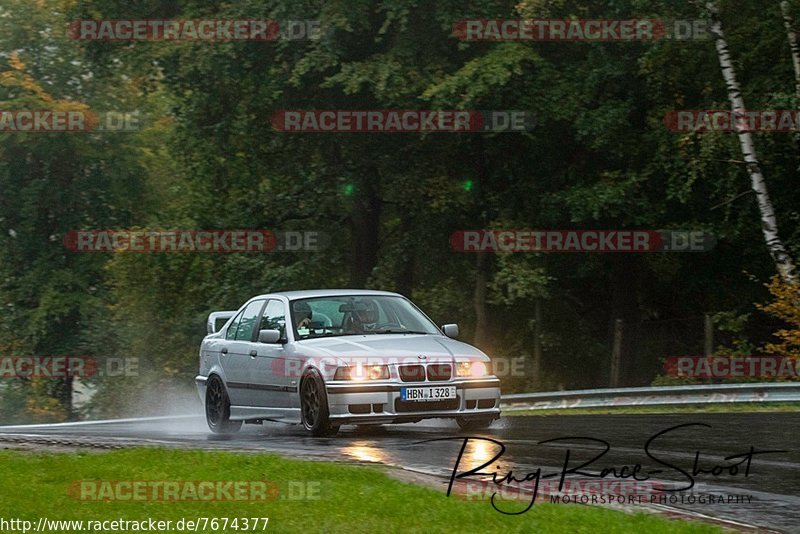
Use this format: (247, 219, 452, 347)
(293, 301, 313, 329)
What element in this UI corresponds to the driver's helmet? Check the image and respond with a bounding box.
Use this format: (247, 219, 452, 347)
(293, 301, 312, 323)
(355, 301, 379, 325)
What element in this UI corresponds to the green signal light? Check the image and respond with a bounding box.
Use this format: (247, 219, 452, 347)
(463, 180, 474, 192)
(342, 184, 355, 196)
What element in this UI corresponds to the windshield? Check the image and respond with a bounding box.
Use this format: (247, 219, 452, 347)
(290, 295, 440, 340)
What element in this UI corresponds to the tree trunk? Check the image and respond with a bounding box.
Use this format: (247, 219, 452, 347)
(473, 252, 489, 347)
(610, 319, 623, 388)
(707, 1, 798, 281)
(781, 1, 800, 100)
(471, 138, 492, 348)
(531, 298, 542, 387)
(395, 213, 415, 297)
(704, 314, 715, 356)
(349, 174, 382, 287)
(608, 255, 640, 386)
(61, 375, 75, 420)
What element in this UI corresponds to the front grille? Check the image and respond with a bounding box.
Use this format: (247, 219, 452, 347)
(395, 397, 460, 412)
(478, 399, 497, 409)
(426, 364, 452, 381)
(399, 364, 425, 382)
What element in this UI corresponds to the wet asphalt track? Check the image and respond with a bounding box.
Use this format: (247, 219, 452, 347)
(1, 412, 798, 532)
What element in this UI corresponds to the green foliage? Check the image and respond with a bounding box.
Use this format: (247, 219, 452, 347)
(2, 0, 800, 419)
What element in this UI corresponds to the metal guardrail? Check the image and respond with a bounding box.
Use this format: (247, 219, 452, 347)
(500, 382, 800, 410)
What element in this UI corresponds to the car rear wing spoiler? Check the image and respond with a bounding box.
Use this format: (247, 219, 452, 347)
(207, 311, 237, 334)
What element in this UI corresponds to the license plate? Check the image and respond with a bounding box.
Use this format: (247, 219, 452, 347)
(401, 386, 456, 402)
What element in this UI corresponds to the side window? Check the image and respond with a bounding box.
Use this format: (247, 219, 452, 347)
(225, 310, 245, 340)
(260, 300, 286, 336)
(234, 300, 266, 341)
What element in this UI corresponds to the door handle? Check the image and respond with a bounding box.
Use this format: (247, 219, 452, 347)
(221, 348, 228, 355)
(249, 350, 258, 358)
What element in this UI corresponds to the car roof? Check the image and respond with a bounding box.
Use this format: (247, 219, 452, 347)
(251, 289, 404, 301)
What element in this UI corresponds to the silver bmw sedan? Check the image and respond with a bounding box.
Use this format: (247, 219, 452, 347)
(196, 289, 501, 436)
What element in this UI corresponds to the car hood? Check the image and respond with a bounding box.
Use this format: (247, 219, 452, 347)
(293, 334, 488, 361)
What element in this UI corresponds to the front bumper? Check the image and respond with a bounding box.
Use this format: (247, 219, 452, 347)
(325, 378, 501, 424)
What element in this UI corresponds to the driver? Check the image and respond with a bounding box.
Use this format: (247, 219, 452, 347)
(353, 301, 379, 332)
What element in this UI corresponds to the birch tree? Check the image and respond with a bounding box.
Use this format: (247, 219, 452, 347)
(707, 1, 797, 282)
(781, 1, 800, 99)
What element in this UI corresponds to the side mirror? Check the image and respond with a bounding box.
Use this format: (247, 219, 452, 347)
(207, 311, 236, 334)
(442, 324, 459, 339)
(258, 329, 282, 344)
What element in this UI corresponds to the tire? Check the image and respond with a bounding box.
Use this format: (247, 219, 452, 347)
(456, 415, 495, 431)
(300, 368, 338, 437)
(205, 377, 242, 434)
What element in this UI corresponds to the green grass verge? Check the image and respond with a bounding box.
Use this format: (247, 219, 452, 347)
(0, 448, 725, 533)
(504, 402, 800, 417)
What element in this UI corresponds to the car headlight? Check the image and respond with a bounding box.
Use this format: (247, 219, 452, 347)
(457, 361, 489, 378)
(334, 364, 389, 381)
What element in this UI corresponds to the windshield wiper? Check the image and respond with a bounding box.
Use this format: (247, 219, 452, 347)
(371, 329, 428, 335)
(300, 331, 339, 340)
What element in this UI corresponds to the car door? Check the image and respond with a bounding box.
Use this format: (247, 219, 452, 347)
(244, 299, 292, 408)
(216, 307, 244, 405)
(222, 299, 266, 407)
